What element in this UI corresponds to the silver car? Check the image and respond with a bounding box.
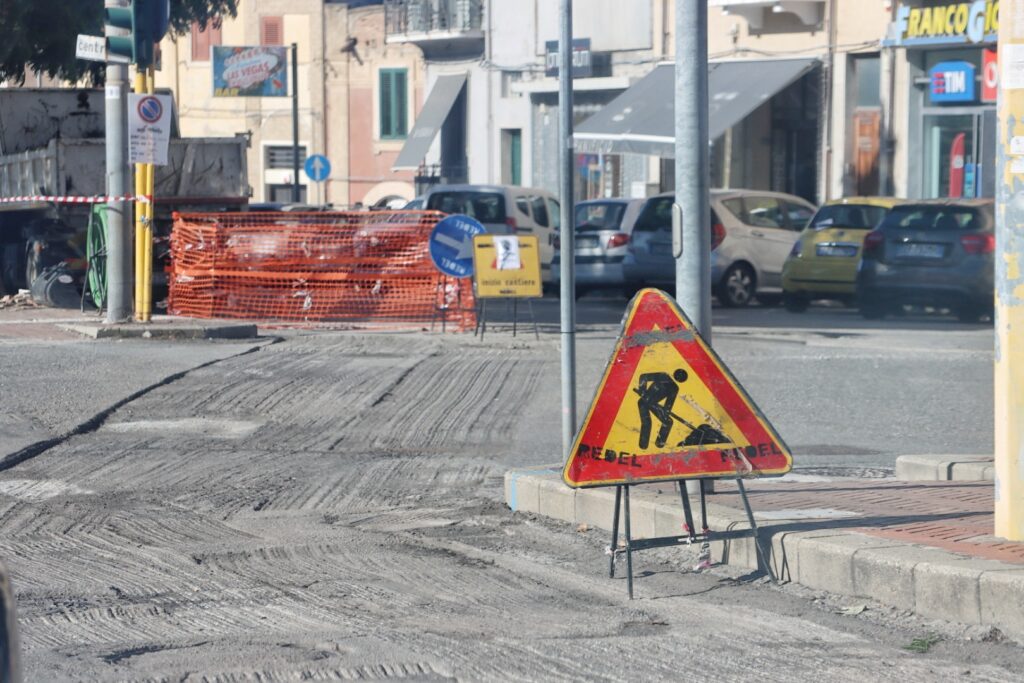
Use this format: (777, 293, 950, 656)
(552, 198, 644, 297)
(622, 189, 816, 306)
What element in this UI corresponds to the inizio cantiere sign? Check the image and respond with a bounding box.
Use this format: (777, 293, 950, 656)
(213, 46, 288, 97)
(888, 1, 999, 47)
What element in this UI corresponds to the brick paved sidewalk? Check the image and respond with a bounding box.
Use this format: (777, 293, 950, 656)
(705, 478, 1022, 564)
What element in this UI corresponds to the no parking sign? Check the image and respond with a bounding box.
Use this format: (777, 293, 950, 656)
(128, 93, 173, 165)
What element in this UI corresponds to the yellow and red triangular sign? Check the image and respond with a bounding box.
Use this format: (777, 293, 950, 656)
(563, 289, 792, 488)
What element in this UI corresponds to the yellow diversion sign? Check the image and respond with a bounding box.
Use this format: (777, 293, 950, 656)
(472, 235, 543, 298)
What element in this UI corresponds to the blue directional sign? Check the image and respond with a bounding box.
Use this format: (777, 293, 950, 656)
(429, 214, 486, 278)
(304, 154, 331, 182)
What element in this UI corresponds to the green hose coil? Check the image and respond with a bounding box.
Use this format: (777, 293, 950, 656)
(86, 204, 108, 310)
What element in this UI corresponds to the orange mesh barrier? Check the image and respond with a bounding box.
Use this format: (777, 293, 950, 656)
(168, 211, 475, 330)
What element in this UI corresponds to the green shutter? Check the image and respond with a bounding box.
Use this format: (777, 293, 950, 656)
(379, 69, 408, 140)
(379, 71, 393, 138)
(395, 70, 408, 137)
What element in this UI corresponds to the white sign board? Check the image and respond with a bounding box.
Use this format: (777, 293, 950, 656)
(127, 93, 173, 165)
(76, 35, 107, 62)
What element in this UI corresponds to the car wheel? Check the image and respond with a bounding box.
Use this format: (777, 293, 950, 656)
(783, 292, 810, 313)
(717, 264, 755, 308)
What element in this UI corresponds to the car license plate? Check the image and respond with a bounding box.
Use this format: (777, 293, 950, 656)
(815, 244, 858, 258)
(894, 243, 945, 259)
(575, 236, 600, 250)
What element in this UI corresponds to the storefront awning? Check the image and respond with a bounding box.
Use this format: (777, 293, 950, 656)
(574, 58, 819, 157)
(393, 73, 467, 171)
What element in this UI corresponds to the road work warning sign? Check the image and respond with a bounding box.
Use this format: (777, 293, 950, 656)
(472, 235, 543, 298)
(563, 289, 792, 488)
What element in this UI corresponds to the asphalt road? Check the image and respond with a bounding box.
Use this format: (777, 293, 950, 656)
(0, 303, 1013, 680)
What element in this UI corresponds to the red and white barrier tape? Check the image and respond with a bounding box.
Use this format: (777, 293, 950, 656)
(0, 194, 151, 204)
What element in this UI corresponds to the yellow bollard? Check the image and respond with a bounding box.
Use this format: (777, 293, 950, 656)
(133, 69, 146, 321)
(995, 3, 1024, 541)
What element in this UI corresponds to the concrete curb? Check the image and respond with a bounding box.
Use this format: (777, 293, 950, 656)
(895, 454, 994, 482)
(58, 322, 258, 340)
(505, 467, 1024, 640)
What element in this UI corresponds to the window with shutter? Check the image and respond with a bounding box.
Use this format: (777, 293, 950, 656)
(379, 69, 408, 140)
(191, 19, 222, 61)
(260, 16, 283, 46)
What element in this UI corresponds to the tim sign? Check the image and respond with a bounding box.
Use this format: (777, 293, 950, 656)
(930, 61, 976, 103)
(213, 46, 288, 97)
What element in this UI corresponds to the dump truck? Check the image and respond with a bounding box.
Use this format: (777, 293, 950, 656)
(0, 87, 250, 297)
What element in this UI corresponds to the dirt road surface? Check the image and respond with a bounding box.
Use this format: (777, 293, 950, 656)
(1, 332, 1020, 680)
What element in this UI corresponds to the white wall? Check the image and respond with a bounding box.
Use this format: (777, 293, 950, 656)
(535, 0, 653, 53)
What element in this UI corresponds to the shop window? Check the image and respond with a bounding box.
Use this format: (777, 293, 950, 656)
(191, 19, 222, 61)
(379, 69, 408, 140)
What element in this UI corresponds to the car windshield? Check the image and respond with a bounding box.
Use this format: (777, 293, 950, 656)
(426, 191, 507, 223)
(575, 203, 626, 231)
(810, 204, 889, 230)
(879, 206, 985, 232)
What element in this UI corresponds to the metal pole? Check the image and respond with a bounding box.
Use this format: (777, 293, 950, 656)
(675, 0, 711, 495)
(995, 5, 1024, 541)
(291, 42, 301, 203)
(104, 0, 131, 323)
(558, 0, 577, 459)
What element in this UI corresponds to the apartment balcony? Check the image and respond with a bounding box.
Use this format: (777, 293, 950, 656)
(384, 0, 485, 54)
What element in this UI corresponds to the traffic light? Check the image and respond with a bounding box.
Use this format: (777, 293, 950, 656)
(104, 1, 170, 67)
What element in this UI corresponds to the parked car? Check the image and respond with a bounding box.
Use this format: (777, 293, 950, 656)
(402, 196, 425, 210)
(856, 200, 995, 322)
(551, 198, 644, 297)
(424, 184, 560, 283)
(782, 197, 902, 312)
(622, 189, 816, 306)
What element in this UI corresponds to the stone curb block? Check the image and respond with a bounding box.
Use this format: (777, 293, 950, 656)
(505, 467, 1024, 641)
(58, 323, 258, 340)
(895, 454, 994, 481)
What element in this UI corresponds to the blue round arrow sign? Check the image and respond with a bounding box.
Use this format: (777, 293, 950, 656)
(304, 154, 331, 182)
(429, 214, 487, 278)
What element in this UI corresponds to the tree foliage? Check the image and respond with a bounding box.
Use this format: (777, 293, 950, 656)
(0, 1, 238, 85)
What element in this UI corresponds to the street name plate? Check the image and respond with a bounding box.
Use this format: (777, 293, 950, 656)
(76, 35, 107, 63)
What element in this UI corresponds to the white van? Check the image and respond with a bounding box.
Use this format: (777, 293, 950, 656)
(424, 184, 560, 283)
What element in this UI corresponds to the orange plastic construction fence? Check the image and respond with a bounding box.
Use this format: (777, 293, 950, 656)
(168, 211, 476, 330)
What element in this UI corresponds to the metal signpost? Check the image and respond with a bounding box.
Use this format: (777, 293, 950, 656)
(563, 289, 792, 598)
(675, 0, 713, 496)
(995, 0, 1024, 541)
(102, 1, 132, 323)
(558, 0, 577, 460)
(304, 154, 331, 205)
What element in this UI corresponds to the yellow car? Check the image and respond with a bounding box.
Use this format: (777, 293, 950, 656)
(782, 197, 903, 312)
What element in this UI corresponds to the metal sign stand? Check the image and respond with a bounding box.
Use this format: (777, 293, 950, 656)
(474, 297, 540, 341)
(608, 477, 770, 599)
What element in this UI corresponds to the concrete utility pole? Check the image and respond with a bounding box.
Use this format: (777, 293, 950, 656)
(558, 0, 577, 458)
(675, 0, 711, 495)
(104, 0, 131, 323)
(995, 3, 1024, 542)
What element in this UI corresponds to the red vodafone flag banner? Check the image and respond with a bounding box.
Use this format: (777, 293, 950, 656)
(563, 289, 792, 488)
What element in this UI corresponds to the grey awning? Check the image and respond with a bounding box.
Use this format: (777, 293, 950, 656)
(393, 73, 467, 171)
(574, 58, 819, 157)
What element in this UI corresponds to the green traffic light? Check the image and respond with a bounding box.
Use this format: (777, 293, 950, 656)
(103, 1, 156, 66)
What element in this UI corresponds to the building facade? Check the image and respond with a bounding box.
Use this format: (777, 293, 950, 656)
(156, 0, 424, 206)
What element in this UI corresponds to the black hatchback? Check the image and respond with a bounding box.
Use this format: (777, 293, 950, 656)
(856, 200, 995, 322)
